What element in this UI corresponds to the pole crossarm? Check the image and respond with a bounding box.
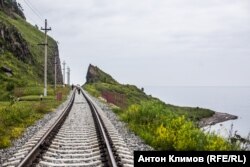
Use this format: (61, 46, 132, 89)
(37, 43, 48, 46)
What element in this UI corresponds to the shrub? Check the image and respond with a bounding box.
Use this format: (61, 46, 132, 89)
(120, 100, 239, 151)
(11, 127, 24, 138)
(0, 136, 11, 148)
(154, 124, 175, 150)
(205, 134, 232, 151)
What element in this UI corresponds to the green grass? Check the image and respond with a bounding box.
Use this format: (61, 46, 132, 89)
(84, 82, 214, 121)
(0, 11, 59, 100)
(83, 66, 242, 150)
(84, 83, 149, 107)
(164, 104, 214, 121)
(0, 9, 68, 149)
(0, 86, 70, 148)
(19, 95, 54, 101)
(118, 100, 239, 150)
(0, 51, 38, 100)
(0, 101, 41, 148)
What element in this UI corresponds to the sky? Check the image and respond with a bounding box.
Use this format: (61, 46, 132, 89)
(17, 0, 250, 87)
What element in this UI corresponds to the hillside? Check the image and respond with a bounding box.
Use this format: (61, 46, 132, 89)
(83, 64, 241, 150)
(0, 3, 68, 148)
(86, 64, 118, 84)
(84, 64, 214, 121)
(0, 6, 63, 100)
(0, 0, 25, 19)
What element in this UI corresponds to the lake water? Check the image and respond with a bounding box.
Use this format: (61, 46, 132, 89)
(144, 86, 250, 138)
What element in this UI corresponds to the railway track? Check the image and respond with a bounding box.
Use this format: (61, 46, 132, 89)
(3, 88, 133, 167)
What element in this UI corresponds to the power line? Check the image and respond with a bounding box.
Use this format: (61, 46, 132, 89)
(22, 0, 43, 23)
(23, 0, 43, 21)
(20, 1, 60, 81)
(24, 0, 44, 20)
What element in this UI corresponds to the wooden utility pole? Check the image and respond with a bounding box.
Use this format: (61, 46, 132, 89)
(41, 19, 51, 96)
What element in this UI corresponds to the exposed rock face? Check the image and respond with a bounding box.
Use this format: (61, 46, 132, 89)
(0, 0, 25, 19)
(0, 22, 32, 63)
(50, 48, 63, 84)
(86, 64, 117, 84)
(40, 45, 63, 85)
(86, 64, 98, 83)
(0, 22, 63, 84)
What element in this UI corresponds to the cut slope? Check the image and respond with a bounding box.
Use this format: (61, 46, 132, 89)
(0, 10, 63, 100)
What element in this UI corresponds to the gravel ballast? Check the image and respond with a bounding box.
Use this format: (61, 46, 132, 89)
(0, 92, 73, 165)
(0, 91, 153, 165)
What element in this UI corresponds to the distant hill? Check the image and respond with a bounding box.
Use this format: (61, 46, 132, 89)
(84, 64, 214, 121)
(0, 4, 63, 100)
(83, 65, 243, 151)
(84, 64, 149, 107)
(86, 64, 118, 84)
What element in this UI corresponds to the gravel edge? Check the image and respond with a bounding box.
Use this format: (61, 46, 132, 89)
(0, 92, 72, 165)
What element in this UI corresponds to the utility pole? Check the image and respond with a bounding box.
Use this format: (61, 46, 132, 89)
(41, 19, 51, 96)
(54, 55, 57, 90)
(63, 61, 66, 85)
(67, 67, 70, 85)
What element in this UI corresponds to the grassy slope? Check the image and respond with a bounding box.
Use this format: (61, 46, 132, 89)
(0, 11, 57, 100)
(84, 82, 214, 121)
(84, 66, 240, 150)
(0, 11, 69, 148)
(0, 86, 70, 148)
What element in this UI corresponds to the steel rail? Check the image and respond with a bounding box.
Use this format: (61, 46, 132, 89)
(81, 88, 118, 167)
(17, 89, 76, 167)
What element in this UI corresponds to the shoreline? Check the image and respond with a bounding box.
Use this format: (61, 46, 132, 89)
(198, 112, 238, 128)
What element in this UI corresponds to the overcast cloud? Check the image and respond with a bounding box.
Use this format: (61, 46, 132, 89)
(17, 0, 250, 86)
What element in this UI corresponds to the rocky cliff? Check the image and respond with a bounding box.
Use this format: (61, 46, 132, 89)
(0, 0, 25, 19)
(86, 64, 118, 84)
(0, 21, 32, 63)
(0, 6, 63, 97)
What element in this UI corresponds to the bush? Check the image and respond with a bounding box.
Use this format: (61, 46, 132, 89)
(120, 100, 239, 151)
(11, 127, 24, 138)
(0, 136, 11, 148)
